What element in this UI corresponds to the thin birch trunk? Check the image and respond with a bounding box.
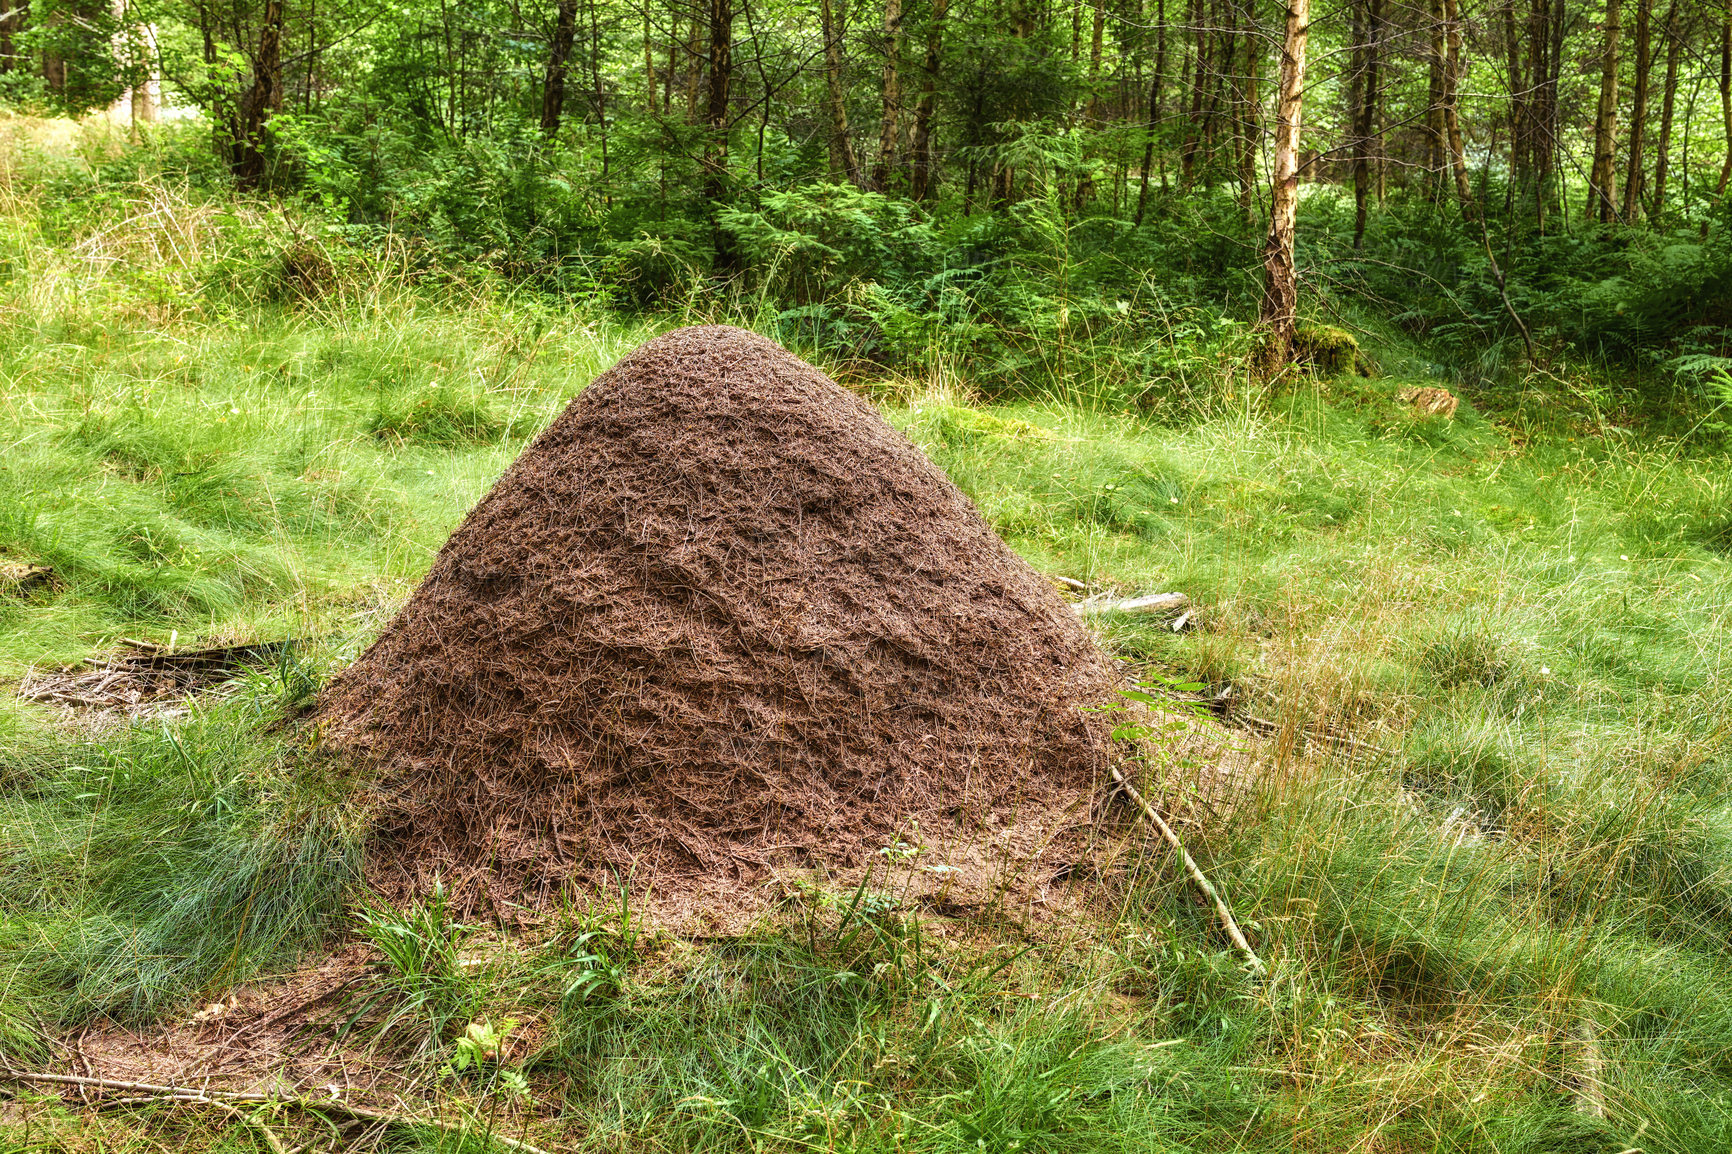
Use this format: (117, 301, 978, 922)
(1259, 0, 1309, 370)
(872, 0, 903, 190)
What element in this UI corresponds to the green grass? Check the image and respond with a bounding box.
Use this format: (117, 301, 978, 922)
(1, 134, 1731, 1152)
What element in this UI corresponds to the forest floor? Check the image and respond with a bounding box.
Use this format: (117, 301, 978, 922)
(2, 133, 1732, 1154)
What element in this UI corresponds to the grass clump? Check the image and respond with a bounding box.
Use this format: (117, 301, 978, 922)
(0, 682, 362, 1028)
(367, 381, 509, 447)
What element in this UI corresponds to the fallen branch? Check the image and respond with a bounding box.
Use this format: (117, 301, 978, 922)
(1110, 765, 1266, 977)
(1239, 715, 1396, 760)
(1077, 592, 1189, 617)
(0, 1067, 559, 1154)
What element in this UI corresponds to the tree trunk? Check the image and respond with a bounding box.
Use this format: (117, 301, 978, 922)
(704, 0, 732, 198)
(705, 0, 735, 265)
(541, 0, 580, 137)
(1426, 0, 1445, 196)
(0, 0, 22, 74)
(1504, 0, 1525, 196)
(872, 0, 903, 190)
(685, 9, 705, 118)
(909, 0, 945, 201)
(1621, 0, 1651, 220)
(1084, 0, 1104, 119)
(1351, 0, 1380, 249)
(589, 0, 608, 184)
(1544, 0, 1564, 221)
(820, 0, 861, 184)
(1650, 0, 1678, 214)
(1259, 0, 1309, 370)
(1588, 0, 1622, 223)
(664, 7, 677, 111)
(232, 0, 284, 188)
(1442, 0, 1471, 210)
(1179, 0, 1206, 187)
(1718, 1, 1731, 195)
(1073, 0, 1104, 206)
(1134, 0, 1165, 224)
(643, 0, 658, 113)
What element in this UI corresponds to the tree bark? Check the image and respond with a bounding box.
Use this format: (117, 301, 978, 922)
(1504, 0, 1525, 196)
(1084, 0, 1104, 119)
(1259, 0, 1309, 370)
(1426, 0, 1446, 196)
(643, 0, 658, 113)
(232, 0, 284, 188)
(909, 0, 945, 201)
(1588, 0, 1622, 223)
(1351, 0, 1380, 249)
(1718, 1, 1731, 195)
(1442, 0, 1471, 210)
(541, 0, 580, 137)
(705, 0, 735, 265)
(685, 8, 705, 118)
(589, 0, 608, 184)
(0, 0, 22, 74)
(872, 0, 903, 190)
(1134, 0, 1165, 224)
(1179, 0, 1206, 187)
(704, 0, 732, 197)
(1650, 0, 1678, 214)
(1621, 0, 1651, 220)
(820, 0, 861, 184)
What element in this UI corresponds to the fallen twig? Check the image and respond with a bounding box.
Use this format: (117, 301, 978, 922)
(1240, 715, 1396, 760)
(0, 1067, 560, 1154)
(1110, 765, 1266, 977)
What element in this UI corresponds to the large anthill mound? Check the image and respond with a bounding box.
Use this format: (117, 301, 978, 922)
(319, 325, 1119, 911)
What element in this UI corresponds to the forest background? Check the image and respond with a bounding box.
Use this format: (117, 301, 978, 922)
(2, 0, 1730, 382)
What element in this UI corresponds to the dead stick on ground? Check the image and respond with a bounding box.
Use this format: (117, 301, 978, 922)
(0, 1068, 559, 1154)
(1110, 765, 1266, 977)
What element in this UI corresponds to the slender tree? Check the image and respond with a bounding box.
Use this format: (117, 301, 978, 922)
(541, 0, 580, 136)
(820, 0, 861, 184)
(1622, 0, 1652, 220)
(704, 0, 734, 261)
(1134, 0, 1166, 223)
(1718, 0, 1731, 195)
(1588, 0, 1623, 223)
(1260, 0, 1309, 369)
(909, 0, 946, 200)
(1351, 0, 1382, 248)
(1442, 0, 1471, 209)
(1650, 0, 1679, 214)
(231, 0, 284, 187)
(873, 0, 903, 189)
